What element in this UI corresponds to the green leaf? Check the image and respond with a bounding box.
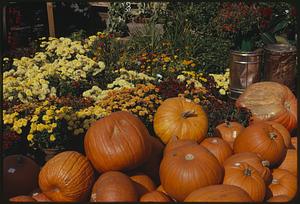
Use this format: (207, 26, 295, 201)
(272, 20, 289, 34)
(260, 32, 276, 45)
(275, 35, 290, 44)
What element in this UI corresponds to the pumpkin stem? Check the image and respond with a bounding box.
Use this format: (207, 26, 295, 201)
(182, 110, 197, 119)
(185, 153, 195, 161)
(261, 160, 270, 167)
(269, 132, 277, 140)
(244, 168, 252, 176)
(272, 178, 279, 184)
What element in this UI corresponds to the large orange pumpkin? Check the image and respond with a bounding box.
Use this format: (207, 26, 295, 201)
(9, 196, 36, 202)
(236, 82, 297, 132)
(267, 195, 292, 202)
(160, 144, 223, 201)
(215, 121, 244, 148)
(130, 174, 156, 197)
(278, 149, 297, 176)
(91, 171, 138, 202)
(200, 137, 233, 165)
(140, 191, 172, 202)
(84, 111, 152, 172)
(223, 152, 271, 183)
(266, 121, 291, 148)
(223, 162, 266, 202)
(266, 169, 297, 199)
(233, 122, 286, 166)
(3, 155, 40, 199)
(154, 97, 208, 144)
(164, 137, 197, 156)
(39, 151, 95, 202)
(184, 184, 253, 202)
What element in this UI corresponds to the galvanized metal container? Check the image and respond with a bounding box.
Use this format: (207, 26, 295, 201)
(229, 49, 263, 100)
(264, 44, 297, 91)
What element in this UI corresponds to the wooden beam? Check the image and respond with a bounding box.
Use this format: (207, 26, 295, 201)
(46, 2, 55, 37)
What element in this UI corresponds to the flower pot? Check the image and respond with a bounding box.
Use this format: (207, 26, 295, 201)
(263, 44, 297, 91)
(42, 148, 62, 162)
(229, 49, 263, 100)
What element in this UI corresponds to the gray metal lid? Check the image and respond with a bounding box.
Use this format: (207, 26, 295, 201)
(264, 44, 296, 53)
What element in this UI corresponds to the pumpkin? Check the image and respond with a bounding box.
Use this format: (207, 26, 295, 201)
(39, 151, 95, 202)
(223, 162, 266, 202)
(290, 137, 297, 149)
(32, 192, 52, 202)
(130, 174, 156, 197)
(154, 97, 208, 144)
(200, 137, 233, 165)
(223, 152, 271, 183)
(157, 185, 167, 194)
(140, 191, 172, 202)
(278, 149, 297, 176)
(233, 122, 286, 166)
(215, 121, 244, 148)
(236, 82, 297, 132)
(184, 184, 253, 202)
(267, 195, 292, 202)
(90, 171, 138, 202)
(266, 121, 291, 148)
(160, 144, 223, 201)
(164, 136, 197, 156)
(3, 155, 40, 199)
(266, 169, 297, 199)
(84, 111, 152, 172)
(9, 196, 36, 202)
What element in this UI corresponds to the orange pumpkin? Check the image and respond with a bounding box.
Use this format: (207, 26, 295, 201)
(267, 195, 292, 202)
(223, 152, 271, 183)
(164, 137, 197, 156)
(266, 169, 297, 199)
(290, 137, 297, 149)
(223, 162, 266, 202)
(200, 137, 233, 165)
(84, 111, 152, 172)
(215, 121, 244, 148)
(3, 155, 40, 199)
(184, 184, 253, 202)
(233, 122, 287, 166)
(39, 151, 95, 202)
(236, 82, 297, 132)
(278, 149, 297, 176)
(130, 174, 156, 197)
(91, 171, 138, 202)
(9, 196, 36, 202)
(154, 97, 208, 144)
(160, 144, 223, 201)
(140, 191, 172, 202)
(266, 121, 291, 148)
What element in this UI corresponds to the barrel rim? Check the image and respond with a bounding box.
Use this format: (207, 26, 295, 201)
(231, 49, 263, 56)
(264, 43, 296, 53)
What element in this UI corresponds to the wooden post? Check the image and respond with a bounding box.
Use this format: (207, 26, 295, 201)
(46, 2, 55, 37)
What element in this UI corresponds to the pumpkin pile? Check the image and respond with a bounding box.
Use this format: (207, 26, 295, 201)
(5, 85, 298, 202)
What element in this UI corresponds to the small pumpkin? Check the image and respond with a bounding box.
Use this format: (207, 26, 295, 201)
(9, 196, 36, 202)
(164, 136, 197, 156)
(3, 155, 40, 199)
(130, 174, 156, 197)
(236, 82, 297, 132)
(140, 191, 172, 202)
(278, 149, 297, 176)
(290, 137, 297, 149)
(84, 111, 152, 172)
(267, 195, 292, 202)
(154, 97, 208, 144)
(200, 137, 233, 165)
(266, 169, 297, 199)
(160, 144, 223, 201)
(266, 121, 291, 148)
(91, 171, 138, 202)
(233, 122, 287, 166)
(184, 184, 253, 202)
(223, 162, 266, 202)
(215, 121, 244, 148)
(39, 151, 95, 202)
(223, 152, 271, 183)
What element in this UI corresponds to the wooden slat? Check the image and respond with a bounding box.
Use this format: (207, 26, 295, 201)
(46, 2, 55, 37)
(89, 2, 110, 7)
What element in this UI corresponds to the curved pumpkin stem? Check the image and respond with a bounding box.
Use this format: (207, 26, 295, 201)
(269, 132, 277, 140)
(244, 168, 252, 176)
(185, 153, 195, 161)
(182, 110, 197, 119)
(261, 160, 270, 167)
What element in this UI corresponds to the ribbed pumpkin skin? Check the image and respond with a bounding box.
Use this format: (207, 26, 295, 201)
(290, 137, 297, 149)
(215, 121, 244, 147)
(91, 171, 138, 202)
(200, 137, 233, 165)
(39, 151, 95, 202)
(160, 144, 223, 201)
(164, 138, 197, 156)
(223, 152, 271, 183)
(267, 195, 291, 202)
(9, 196, 36, 202)
(236, 82, 297, 132)
(266, 121, 291, 148)
(130, 174, 156, 197)
(278, 149, 297, 176)
(184, 184, 253, 202)
(140, 191, 172, 202)
(223, 162, 266, 202)
(267, 169, 297, 199)
(154, 97, 208, 144)
(233, 122, 286, 166)
(3, 155, 40, 199)
(84, 111, 152, 172)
